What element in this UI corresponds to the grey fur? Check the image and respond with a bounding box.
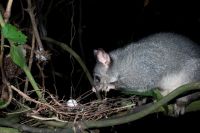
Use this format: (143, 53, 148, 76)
(93, 33, 200, 95)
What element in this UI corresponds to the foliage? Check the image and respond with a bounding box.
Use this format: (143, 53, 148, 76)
(2, 23, 27, 45)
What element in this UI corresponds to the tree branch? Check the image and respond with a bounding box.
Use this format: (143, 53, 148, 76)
(82, 82, 200, 128)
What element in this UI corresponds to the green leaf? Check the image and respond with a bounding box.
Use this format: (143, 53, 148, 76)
(10, 44, 27, 68)
(2, 23, 27, 44)
(0, 100, 6, 106)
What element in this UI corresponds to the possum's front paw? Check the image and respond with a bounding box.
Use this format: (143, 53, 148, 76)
(173, 92, 200, 116)
(173, 99, 187, 116)
(92, 84, 116, 92)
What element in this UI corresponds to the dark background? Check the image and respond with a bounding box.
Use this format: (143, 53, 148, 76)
(46, 0, 200, 131)
(1, 0, 200, 132)
(46, 0, 200, 96)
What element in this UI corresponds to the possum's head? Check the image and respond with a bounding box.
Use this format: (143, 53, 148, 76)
(92, 49, 118, 92)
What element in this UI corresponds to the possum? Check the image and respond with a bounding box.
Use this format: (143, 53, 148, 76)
(92, 32, 200, 114)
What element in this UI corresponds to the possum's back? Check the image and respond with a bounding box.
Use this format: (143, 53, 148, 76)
(108, 33, 200, 94)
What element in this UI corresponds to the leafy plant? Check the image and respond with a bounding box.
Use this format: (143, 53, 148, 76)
(0, 12, 43, 100)
(2, 23, 27, 45)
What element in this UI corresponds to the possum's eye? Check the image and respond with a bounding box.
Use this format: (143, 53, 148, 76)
(94, 75, 101, 83)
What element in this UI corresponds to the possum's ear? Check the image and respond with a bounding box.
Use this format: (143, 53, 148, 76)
(94, 49, 111, 67)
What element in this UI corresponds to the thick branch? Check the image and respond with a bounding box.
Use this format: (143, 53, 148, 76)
(82, 82, 200, 128)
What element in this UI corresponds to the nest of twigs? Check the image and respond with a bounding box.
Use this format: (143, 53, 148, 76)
(25, 94, 138, 122)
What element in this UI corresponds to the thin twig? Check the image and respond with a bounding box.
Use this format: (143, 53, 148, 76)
(4, 0, 13, 23)
(26, 0, 44, 51)
(36, 62, 46, 91)
(0, 83, 13, 109)
(24, 33, 36, 94)
(76, 90, 94, 103)
(69, 0, 76, 99)
(11, 85, 57, 113)
(28, 114, 68, 123)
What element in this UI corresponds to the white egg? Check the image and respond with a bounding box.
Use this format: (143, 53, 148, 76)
(66, 99, 78, 107)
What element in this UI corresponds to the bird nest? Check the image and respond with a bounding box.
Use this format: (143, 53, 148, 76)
(25, 94, 138, 122)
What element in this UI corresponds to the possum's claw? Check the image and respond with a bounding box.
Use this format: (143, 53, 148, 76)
(173, 92, 200, 116)
(174, 102, 187, 116)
